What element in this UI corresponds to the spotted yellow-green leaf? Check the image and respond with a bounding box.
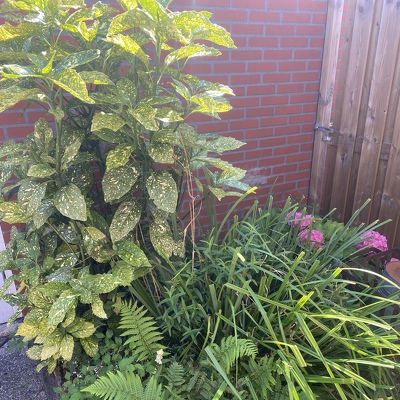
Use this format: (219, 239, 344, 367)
(77, 20, 99, 42)
(105, 34, 149, 66)
(149, 142, 174, 164)
(51, 69, 94, 104)
(0, 202, 30, 224)
(146, 171, 177, 213)
(33, 118, 54, 150)
(165, 44, 220, 66)
(108, 9, 154, 36)
(17, 321, 41, 338)
(60, 0, 85, 8)
(54, 251, 79, 269)
(48, 290, 79, 328)
(109, 199, 142, 243)
(208, 187, 241, 201)
(115, 241, 151, 268)
(155, 107, 183, 123)
(79, 70, 113, 85)
(33, 199, 55, 228)
(191, 94, 232, 117)
(0, 22, 42, 42)
(173, 11, 236, 48)
(92, 112, 126, 132)
(46, 266, 74, 284)
(85, 274, 123, 294)
(117, 0, 138, 10)
(103, 166, 139, 203)
(0, 64, 39, 79)
(54, 184, 87, 221)
(91, 295, 107, 319)
(27, 163, 55, 178)
(26, 345, 43, 361)
(129, 103, 158, 131)
(22, 181, 47, 216)
(82, 227, 113, 263)
(80, 336, 98, 357)
(62, 140, 82, 168)
(91, 128, 127, 143)
(138, 0, 167, 19)
(204, 136, 245, 153)
(66, 318, 96, 339)
(59, 333, 74, 361)
(150, 219, 184, 259)
(53, 50, 101, 75)
(106, 145, 134, 170)
(0, 86, 42, 113)
(112, 261, 134, 284)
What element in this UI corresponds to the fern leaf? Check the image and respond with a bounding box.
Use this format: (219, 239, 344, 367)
(210, 336, 258, 373)
(82, 371, 142, 400)
(118, 300, 164, 362)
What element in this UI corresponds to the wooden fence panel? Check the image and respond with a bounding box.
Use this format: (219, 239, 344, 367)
(311, 0, 400, 248)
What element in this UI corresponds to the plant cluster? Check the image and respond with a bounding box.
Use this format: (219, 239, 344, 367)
(0, 0, 248, 373)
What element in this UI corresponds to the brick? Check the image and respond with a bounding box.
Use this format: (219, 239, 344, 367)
(265, 25, 295, 36)
(292, 71, 320, 81)
(245, 128, 273, 139)
(244, 148, 273, 160)
(248, 37, 279, 48)
(230, 119, 259, 130)
(7, 125, 34, 139)
(300, 143, 313, 152)
(264, 49, 293, 60)
(286, 152, 312, 163)
(280, 37, 309, 48)
(231, 74, 261, 85)
(220, 108, 245, 120)
(184, 63, 212, 75)
(259, 137, 286, 147)
(232, 49, 262, 60)
(303, 103, 318, 113)
(286, 170, 310, 181)
(282, 12, 312, 23)
(294, 49, 322, 59)
(300, 0, 327, 12)
(305, 82, 320, 91)
(296, 179, 310, 189)
(275, 105, 302, 115)
(0, 112, 26, 124)
(261, 95, 289, 106)
(232, 0, 265, 8)
(261, 116, 288, 126)
(248, 62, 277, 72)
(222, 152, 245, 163)
(277, 83, 305, 93)
(310, 37, 324, 48)
(263, 73, 291, 83)
(278, 61, 307, 71)
(247, 85, 276, 96)
(290, 93, 317, 103)
(275, 125, 299, 135)
(259, 155, 285, 167)
(289, 114, 315, 124)
(312, 12, 327, 24)
(274, 164, 298, 174)
(214, 62, 246, 73)
(230, 97, 260, 108)
(232, 24, 264, 35)
(268, 0, 298, 10)
(273, 145, 300, 155)
(296, 25, 325, 36)
(214, 9, 248, 22)
(249, 11, 280, 22)
(307, 60, 323, 70)
(287, 133, 313, 144)
(198, 121, 229, 133)
(245, 107, 274, 118)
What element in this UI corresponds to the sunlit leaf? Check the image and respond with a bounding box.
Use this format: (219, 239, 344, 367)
(103, 166, 139, 203)
(27, 163, 56, 178)
(108, 9, 154, 36)
(59, 334, 74, 361)
(51, 69, 94, 104)
(105, 34, 149, 66)
(79, 71, 113, 85)
(106, 145, 134, 170)
(91, 296, 107, 318)
(164, 44, 220, 66)
(48, 290, 79, 327)
(53, 184, 87, 221)
(138, 0, 168, 20)
(0, 86, 42, 113)
(92, 112, 126, 132)
(77, 20, 99, 42)
(109, 199, 142, 243)
(128, 103, 158, 131)
(80, 336, 98, 356)
(116, 0, 138, 10)
(0, 22, 42, 42)
(53, 50, 101, 76)
(115, 240, 151, 268)
(33, 199, 56, 228)
(0, 64, 39, 79)
(0, 202, 30, 223)
(149, 219, 184, 259)
(146, 171, 177, 213)
(191, 94, 232, 117)
(66, 318, 96, 339)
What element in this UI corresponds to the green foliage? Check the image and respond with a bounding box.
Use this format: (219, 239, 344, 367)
(0, 0, 246, 369)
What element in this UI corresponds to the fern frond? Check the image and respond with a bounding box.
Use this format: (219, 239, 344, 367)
(209, 336, 258, 373)
(118, 300, 164, 362)
(165, 362, 185, 390)
(82, 371, 165, 400)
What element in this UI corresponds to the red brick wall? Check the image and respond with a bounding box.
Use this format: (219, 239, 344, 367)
(0, 1, 328, 237)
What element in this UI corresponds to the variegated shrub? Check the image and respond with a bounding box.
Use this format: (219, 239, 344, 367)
(0, 0, 248, 372)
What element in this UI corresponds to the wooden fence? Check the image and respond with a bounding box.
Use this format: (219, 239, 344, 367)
(310, 0, 400, 248)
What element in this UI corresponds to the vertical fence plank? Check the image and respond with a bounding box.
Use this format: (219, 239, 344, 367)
(329, 0, 375, 220)
(352, 1, 400, 222)
(309, 0, 344, 214)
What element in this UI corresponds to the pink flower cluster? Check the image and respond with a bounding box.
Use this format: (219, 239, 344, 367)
(286, 211, 324, 250)
(298, 229, 325, 249)
(355, 231, 388, 252)
(286, 212, 314, 230)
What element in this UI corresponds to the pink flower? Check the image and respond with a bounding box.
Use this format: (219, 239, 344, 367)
(286, 212, 314, 230)
(355, 231, 388, 252)
(390, 258, 399, 262)
(298, 229, 324, 249)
